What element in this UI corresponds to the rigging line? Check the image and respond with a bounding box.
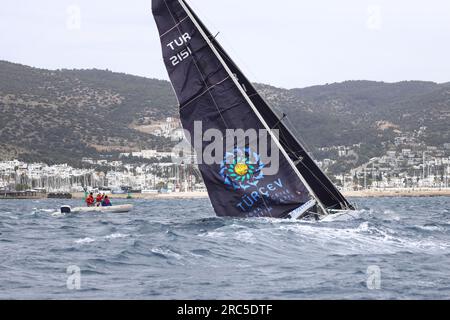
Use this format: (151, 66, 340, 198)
(210, 36, 321, 165)
(209, 38, 319, 160)
(297, 161, 347, 208)
(278, 116, 350, 207)
(284, 115, 316, 158)
(179, 76, 231, 111)
(162, 0, 230, 131)
(208, 40, 317, 163)
(159, 16, 189, 38)
(271, 113, 287, 130)
(287, 143, 346, 206)
(277, 133, 347, 207)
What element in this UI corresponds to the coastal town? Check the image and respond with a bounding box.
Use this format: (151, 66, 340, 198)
(1, 131, 449, 198)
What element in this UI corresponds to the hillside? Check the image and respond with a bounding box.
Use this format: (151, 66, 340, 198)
(290, 80, 450, 146)
(1, 61, 449, 167)
(0, 61, 177, 165)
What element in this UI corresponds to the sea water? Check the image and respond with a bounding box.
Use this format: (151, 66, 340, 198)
(0, 197, 449, 299)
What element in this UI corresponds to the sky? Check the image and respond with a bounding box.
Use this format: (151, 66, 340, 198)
(1, 0, 450, 89)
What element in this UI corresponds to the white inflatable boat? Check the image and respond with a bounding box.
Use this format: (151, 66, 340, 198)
(60, 204, 133, 214)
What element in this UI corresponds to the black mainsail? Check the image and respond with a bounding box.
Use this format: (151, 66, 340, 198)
(152, 0, 354, 218)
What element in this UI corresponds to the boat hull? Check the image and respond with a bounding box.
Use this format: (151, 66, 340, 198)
(61, 204, 133, 214)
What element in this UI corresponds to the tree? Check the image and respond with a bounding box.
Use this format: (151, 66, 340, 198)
(15, 184, 30, 191)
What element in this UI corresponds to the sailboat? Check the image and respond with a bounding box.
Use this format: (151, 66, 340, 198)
(152, 0, 356, 219)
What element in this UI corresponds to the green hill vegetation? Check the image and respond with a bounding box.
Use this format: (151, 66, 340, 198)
(1, 60, 449, 169)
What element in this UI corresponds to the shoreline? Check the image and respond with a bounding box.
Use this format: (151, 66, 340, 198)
(2, 189, 450, 200)
(75, 189, 450, 200)
(70, 192, 210, 200)
(342, 189, 450, 198)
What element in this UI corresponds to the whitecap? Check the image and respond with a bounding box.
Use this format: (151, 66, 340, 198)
(104, 233, 129, 240)
(234, 230, 256, 244)
(276, 220, 449, 255)
(75, 237, 96, 244)
(151, 247, 183, 260)
(416, 225, 443, 232)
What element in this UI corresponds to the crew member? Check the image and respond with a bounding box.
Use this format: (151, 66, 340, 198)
(86, 192, 95, 207)
(102, 195, 112, 207)
(95, 193, 103, 207)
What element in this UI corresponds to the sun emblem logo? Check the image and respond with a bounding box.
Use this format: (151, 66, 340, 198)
(220, 148, 265, 190)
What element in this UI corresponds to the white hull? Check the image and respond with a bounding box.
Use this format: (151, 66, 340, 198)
(320, 209, 358, 222)
(62, 204, 133, 214)
(289, 205, 356, 221)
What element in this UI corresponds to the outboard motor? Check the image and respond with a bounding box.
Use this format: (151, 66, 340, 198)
(60, 205, 72, 214)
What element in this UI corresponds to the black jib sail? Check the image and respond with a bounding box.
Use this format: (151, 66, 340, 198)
(152, 0, 353, 218)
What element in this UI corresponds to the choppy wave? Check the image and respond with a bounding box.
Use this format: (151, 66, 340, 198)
(1, 197, 450, 299)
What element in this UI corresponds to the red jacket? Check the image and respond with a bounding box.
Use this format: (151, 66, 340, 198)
(86, 195, 94, 206)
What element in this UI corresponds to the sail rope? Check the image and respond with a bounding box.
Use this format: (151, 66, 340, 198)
(179, 76, 230, 111)
(159, 16, 189, 38)
(274, 127, 348, 209)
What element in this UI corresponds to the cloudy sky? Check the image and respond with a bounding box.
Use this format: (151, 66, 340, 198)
(1, 0, 449, 88)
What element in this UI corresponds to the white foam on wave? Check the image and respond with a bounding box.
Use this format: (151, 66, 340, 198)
(416, 225, 443, 232)
(276, 221, 450, 255)
(151, 247, 183, 260)
(104, 233, 129, 240)
(75, 237, 96, 244)
(201, 230, 225, 239)
(200, 224, 256, 244)
(380, 209, 402, 221)
(234, 230, 256, 244)
(75, 233, 129, 244)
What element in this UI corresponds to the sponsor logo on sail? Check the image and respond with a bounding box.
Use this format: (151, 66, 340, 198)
(219, 148, 265, 190)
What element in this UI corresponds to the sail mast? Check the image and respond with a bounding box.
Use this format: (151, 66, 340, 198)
(177, 0, 329, 215)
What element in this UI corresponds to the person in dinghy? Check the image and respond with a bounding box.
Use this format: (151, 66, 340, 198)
(95, 193, 104, 207)
(101, 195, 112, 207)
(86, 192, 95, 207)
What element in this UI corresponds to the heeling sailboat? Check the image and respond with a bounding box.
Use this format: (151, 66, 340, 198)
(152, 0, 355, 219)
